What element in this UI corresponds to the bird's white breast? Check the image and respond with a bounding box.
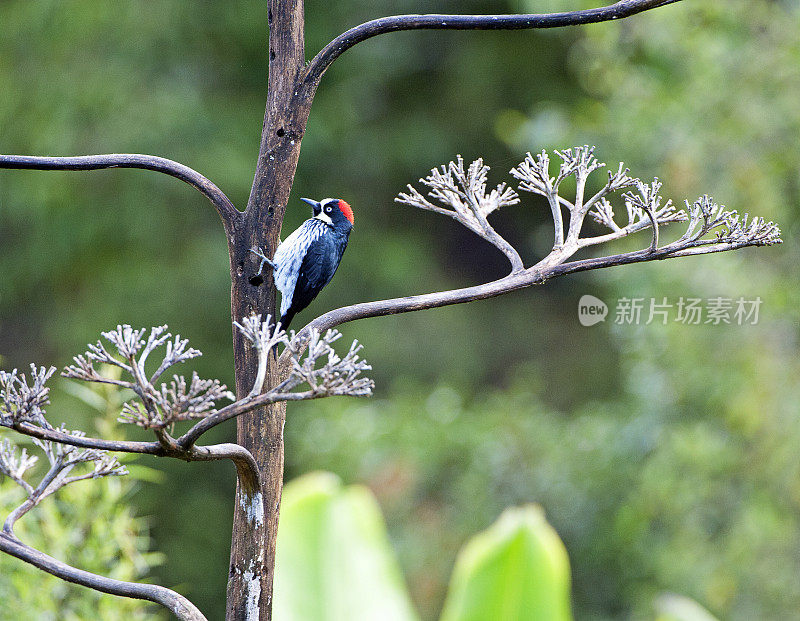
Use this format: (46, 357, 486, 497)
(272, 219, 327, 316)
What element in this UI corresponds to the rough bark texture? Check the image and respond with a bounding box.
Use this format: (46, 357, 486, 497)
(225, 1, 314, 619)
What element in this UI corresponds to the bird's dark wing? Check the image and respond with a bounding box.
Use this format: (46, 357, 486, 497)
(288, 235, 341, 318)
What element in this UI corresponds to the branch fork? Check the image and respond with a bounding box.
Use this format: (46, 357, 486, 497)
(397, 155, 524, 272)
(1, 315, 373, 620)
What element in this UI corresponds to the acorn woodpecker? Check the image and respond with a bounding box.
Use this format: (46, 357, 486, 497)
(254, 197, 354, 331)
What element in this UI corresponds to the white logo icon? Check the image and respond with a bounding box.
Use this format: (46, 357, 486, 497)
(578, 295, 608, 326)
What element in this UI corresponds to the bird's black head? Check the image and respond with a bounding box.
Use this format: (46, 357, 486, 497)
(301, 197, 354, 230)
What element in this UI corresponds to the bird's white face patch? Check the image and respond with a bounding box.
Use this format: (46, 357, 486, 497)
(314, 211, 333, 225)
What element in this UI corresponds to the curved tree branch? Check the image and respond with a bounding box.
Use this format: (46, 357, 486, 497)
(176, 389, 319, 449)
(12, 422, 162, 455)
(284, 241, 742, 349)
(303, 0, 683, 84)
(0, 154, 240, 230)
(0, 532, 206, 621)
(12, 418, 261, 476)
(280, 147, 780, 368)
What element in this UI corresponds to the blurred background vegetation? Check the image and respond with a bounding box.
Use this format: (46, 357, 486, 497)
(0, 0, 798, 619)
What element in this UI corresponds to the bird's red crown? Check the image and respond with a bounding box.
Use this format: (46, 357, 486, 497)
(338, 200, 354, 224)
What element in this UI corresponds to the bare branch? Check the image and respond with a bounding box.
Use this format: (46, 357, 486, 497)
(11, 422, 161, 455)
(175, 389, 319, 450)
(0, 422, 219, 620)
(677, 195, 782, 247)
(2, 427, 127, 534)
(64, 324, 222, 431)
(149, 333, 204, 384)
(304, 0, 683, 85)
(234, 313, 288, 397)
(585, 161, 636, 212)
(510, 150, 569, 247)
(4, 316, 371, 456)
(118, 373, 233, 430)
(0, 439, 37, 495)
(9, 419, 261, 515)
(588, 197, 620, 232)
(0, 533, 206, 620)
(282, 330, 374, 397)
(0, 153, 239, 230)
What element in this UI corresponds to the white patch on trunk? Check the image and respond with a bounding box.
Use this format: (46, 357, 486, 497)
(243, 566, 262, 621)
(240, 491, 264, 528)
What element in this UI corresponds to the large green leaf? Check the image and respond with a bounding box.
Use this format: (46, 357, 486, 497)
(440, 505, 572, 621)
(273, 472, 418, 621)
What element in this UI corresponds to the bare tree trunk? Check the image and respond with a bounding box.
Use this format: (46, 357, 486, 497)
(226, 1, 315, 619)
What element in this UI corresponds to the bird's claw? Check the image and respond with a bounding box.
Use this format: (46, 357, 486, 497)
(250, 247, 274, 277)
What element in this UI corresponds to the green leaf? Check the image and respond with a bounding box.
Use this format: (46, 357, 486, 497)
(654, 593, 720, 621)
(440, 505, 573, 621)
(274, 472, 419, 621)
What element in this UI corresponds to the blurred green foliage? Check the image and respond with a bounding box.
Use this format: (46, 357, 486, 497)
(0, 0, 798, 619)
(275, 473, 573, 621)
(0, 377, 164, 620)
(0, 475, 164, 620)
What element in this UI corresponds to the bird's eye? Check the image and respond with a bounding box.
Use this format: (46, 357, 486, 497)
(325, 206, 332, 213)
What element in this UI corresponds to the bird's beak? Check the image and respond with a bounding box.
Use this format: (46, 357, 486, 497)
(300, 197, 321, 216)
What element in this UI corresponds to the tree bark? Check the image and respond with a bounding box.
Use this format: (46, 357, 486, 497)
(225, 1, 314, 619)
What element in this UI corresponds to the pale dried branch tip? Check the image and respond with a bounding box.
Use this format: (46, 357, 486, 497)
(2, 430, 126, 533)
(397, 155, 523, 271)
(590, 197, 618, 231)
(306, 146, 781, 347)
(680, 195, 782, 247)
(511, 146, 779, 254)
(623, 179, 686, 226)
(510, 150, 555, 195)
(397, 155, 519, 220)
(0, 365, 56, 426)
(31, 426, 125, 473)
(555, 145, 602, 180)
(235, 313, 287, 352)
(118, 373, 234, 430)
(235, 313, 288, 397)
(283, 329, 374, 398)
(0, 438, 38, 492)
(63, 324, 230, 430)
(63, 324, 201, 388)
(0, 364, 123, 474)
